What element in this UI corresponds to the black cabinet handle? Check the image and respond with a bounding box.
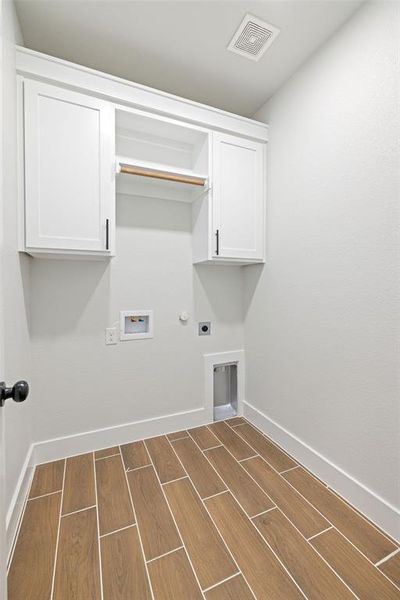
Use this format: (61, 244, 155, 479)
(215, 229, 220, 256)
(106, 219, 109, 250)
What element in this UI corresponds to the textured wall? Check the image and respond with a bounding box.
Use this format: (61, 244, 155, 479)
(246, 1, 399, 508)
(29, 194, 244, 441)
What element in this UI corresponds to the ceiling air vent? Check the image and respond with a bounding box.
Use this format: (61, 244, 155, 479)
(227, 14, 280, 62)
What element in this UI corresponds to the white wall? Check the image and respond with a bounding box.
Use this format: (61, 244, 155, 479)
(246, 0, 399, 512)
(29, 194, 244, 442)
(2, 0, 32, 514)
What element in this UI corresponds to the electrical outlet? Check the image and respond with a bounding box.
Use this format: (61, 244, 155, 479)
(105, 327, 117, 345)
(198, 321, 211, 336)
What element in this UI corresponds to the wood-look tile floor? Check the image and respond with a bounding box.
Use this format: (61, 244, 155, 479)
(8, 418, 400, 599)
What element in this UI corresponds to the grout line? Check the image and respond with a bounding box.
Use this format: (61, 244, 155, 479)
(121, 447, 156, 600)
(240, 420, 299, 464)
(27, 489, 63, 502)
(205, 497, 308, 599)
(161, 475, 188, 486)
(279, 465, 300, 475)
(375, 547, 400, 567)
(61, 504, 97, 518)
(327, 486, 400, 548)
(231, 418, 398, 590)
(238, 454, 258, 462)
(237, 418, 399, 589)
(199, 443, 223, 451)
(202, 489, 229, 502)
(202, 571, 241, 593)
(126, 463, 152, 473)
(203, 436, 276, 518)
(146, 545, 184, 564)
(49, 459, 66, 600)
(201, 425, 356, 599)
(99, 523, 136, 539)
(251, 506, 277, 519)
(167, 434, 257, 599)
(279, 470, 400, 593)
(268, 506, 359, 599)
(92, 453, 104, 600)
(186, 428, 222, 451)
(306, 526, 334, 541)
(239, 423, 400, 595)
(143, 440, 207, 599)
(168, 435, 190, 443)
(240, 414, 399, 594)
(95, 452, 121, 461)
(11, 417, 398, 599)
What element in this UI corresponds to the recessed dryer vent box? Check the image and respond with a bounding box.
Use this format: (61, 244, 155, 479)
(120, 310, 153, 340)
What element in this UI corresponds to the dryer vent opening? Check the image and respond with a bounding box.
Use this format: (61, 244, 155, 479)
(213, 363, 238, 421)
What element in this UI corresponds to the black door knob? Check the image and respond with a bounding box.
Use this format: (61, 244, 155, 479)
(0, 380, 29, 407)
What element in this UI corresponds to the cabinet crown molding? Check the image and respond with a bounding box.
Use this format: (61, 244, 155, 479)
(16, 46, 269, 142)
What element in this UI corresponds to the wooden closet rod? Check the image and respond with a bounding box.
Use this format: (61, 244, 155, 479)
(119, 163, 206, 187)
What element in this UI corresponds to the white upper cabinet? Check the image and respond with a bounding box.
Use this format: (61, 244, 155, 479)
(19, 51, 267, 263)
(212, 132, 265, 261)
(23, 80, 115, 257)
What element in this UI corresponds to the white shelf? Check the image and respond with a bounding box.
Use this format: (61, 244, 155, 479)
(115, 156, 209, 203)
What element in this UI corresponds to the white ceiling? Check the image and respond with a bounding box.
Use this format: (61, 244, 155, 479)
(15, 0, 363, 117)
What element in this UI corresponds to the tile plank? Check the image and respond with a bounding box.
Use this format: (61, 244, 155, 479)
(254, 508, 354, 599)
(243, 456, 329, 538)
(95, 446, 120, 459)
(379, 552, 400, 588)
(145, 435, 186, 483)
(188, 425, 221, 450)
(120, 440, 150, 471)
(172, 437, 226, 499)
(127, 465, 181, 560)
(205, 446, 273, 517)
(8, 493, 61, 600)
(53, 507, 101, 600)
(29, 459, 64, 498)
(167, 430, 188, 441)
(205, 575, 255, 600)
(284, 467, 397, 562)
(234, 424, 297, 472)
(205, 492, 303, 599)
(164, 478, 237, 589)
(101, 526, 152, 600)
(62, 453, 95, 515)
(225, 417, 246, 427)
(95, 454, 135, 535)
(208, 422, 255, 460)
(148, 548, 203, 600)
(311, 528, 400, 600)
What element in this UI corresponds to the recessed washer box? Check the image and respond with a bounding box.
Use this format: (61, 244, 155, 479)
(120, 310, 153, 340)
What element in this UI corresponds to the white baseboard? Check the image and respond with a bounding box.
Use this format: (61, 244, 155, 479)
(33, 406, 206, 465)
(6, 406, 207, 561)
(244, 401, 400, 543)
(6, 444, 35, 562)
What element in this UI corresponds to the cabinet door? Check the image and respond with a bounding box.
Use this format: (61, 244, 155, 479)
(24, 80, 114, 253)
(212, 132, 264, 260)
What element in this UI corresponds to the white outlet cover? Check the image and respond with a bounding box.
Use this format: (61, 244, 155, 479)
(105, 327, 117, 345)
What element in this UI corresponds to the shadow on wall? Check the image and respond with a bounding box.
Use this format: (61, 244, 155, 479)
(193, 264, 245, 324)
(243, 263, 264, 317)
(116, 193, 191, 232)
(28, 259, 110, 337)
